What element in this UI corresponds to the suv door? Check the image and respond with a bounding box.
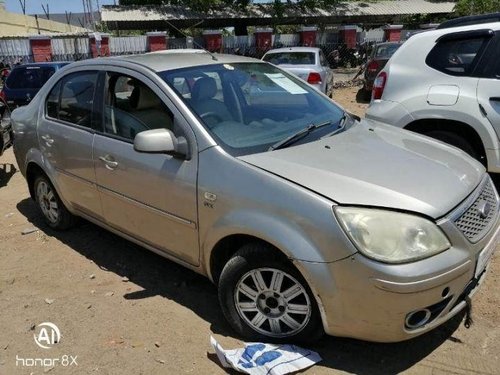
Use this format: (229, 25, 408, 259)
(477, 35, 500, 139)
(93, 70, 199, 265)
(39, 70, 102, 219)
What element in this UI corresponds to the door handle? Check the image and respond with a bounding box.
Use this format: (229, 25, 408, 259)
(41, 134, 54, 145)
(99, 155, 119, 170)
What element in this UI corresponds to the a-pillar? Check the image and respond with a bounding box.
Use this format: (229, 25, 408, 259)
(254, 28, 273, 57)
(203, 30, 223, 53)
(30, 36, 52, 62)
(89, 32, 110, 58)
(383, 25, 403, 42)
(338, 25, 358, 49)
(300, 26, 317, 47)
(147, 31, 167, 52)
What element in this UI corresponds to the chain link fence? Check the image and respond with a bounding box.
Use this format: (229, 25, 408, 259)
(0, 30, 402, 67)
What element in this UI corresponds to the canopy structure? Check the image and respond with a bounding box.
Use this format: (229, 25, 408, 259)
(101, 0, 456, 33)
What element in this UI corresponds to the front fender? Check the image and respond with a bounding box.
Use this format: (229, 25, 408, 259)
(202, 208, 357, 282)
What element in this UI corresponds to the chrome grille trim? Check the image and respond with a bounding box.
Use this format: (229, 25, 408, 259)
(452, 176, 499, 243)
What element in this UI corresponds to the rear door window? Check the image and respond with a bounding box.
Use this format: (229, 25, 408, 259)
(426, 37, 489, 76)
(6, 66, 55, 89)
(46, 71, 97, 128)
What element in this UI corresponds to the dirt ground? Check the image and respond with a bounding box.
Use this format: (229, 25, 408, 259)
(0, 87, 499, 375)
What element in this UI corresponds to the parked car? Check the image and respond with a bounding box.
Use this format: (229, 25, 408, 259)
(0, 62, 69, 109)
(363, 41, 402, 98)
(12, 50, 499, 343)
(366, 14, 500, 171)
(262, 47, 333, 95)
(0, 97, 12, 156)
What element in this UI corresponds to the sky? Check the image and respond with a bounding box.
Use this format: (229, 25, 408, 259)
(5, 0, 271, 14)
(5, 0, 117, 15)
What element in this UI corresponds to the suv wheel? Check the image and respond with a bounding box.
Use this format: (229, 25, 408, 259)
(218, 243, 323, 343)
(33, 175, 76, 230)
(425, 131, 479, 160)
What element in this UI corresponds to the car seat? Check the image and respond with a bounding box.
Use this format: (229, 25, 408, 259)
(190, 77, 233, 125)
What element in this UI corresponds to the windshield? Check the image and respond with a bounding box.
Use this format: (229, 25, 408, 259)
(158, 62, 344, 156)
(373, 44, 401, 59)
(262, 52, 316, 65)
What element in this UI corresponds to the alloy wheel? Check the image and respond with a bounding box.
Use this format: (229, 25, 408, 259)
(234, 267, 312, 338)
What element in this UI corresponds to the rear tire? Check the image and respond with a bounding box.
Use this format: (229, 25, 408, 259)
(218, 242, 324, 343)
(33, 174, 76, 230)
(425, 130, 479, 160)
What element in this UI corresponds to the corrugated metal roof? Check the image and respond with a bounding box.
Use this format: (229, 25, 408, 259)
(102, 0, 455, 22)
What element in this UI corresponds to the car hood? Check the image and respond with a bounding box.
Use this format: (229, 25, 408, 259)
(239, 121, 484, 219)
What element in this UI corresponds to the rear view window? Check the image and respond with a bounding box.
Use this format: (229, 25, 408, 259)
(373, 44, 401, 59)
(6, 66, 55, 89)
(263, 52, 316, 65)
(426, 37, 487, 76)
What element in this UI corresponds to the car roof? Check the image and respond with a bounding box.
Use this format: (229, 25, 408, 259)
(438, 12, 500, 29)
(264, 47, 320, 54)
(403, 21, 500, 46)
(13, 62, 69, 69)
(68, 50, 261, 73)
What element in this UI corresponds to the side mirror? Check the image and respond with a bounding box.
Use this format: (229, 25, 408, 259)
(134, 129, 189, 159)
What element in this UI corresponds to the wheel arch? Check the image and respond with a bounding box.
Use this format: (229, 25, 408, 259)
(26, 161, 48, 199)
(208, 232, 330, 335)
(404, 118, 487, 166)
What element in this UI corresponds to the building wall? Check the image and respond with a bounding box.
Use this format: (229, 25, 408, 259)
(0, 8, 89, 37)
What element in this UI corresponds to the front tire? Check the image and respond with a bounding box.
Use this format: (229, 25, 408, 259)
(218, 243, 323, 343)
(33, 175, 76, 230)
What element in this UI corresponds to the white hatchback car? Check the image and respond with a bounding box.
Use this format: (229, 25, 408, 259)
(366, 14, 500, 172)
(262, 47, 333, 95)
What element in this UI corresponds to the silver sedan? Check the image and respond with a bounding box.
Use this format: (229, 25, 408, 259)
(262, 47, 333, 95)
(11, 50, 499, 343)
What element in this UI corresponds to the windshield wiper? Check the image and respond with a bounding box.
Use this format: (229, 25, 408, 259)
(321, 112, 350, 138)
(268, 120, 333, 151)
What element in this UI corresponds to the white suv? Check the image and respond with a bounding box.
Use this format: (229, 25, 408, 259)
(366, 14, 500, 172)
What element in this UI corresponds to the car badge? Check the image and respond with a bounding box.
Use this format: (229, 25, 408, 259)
(476, 200, 491, 219)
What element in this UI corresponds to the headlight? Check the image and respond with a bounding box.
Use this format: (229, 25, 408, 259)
(335, 207, 450, 263)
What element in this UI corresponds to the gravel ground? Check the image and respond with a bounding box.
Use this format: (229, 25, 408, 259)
(0, 87, 499, 375)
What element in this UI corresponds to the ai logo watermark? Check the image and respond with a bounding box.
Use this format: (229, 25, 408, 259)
(34, 322, 61, 349)
(16, 322, 78, 368)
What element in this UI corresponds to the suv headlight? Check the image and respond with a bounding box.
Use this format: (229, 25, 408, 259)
(335, 207, 450, 263)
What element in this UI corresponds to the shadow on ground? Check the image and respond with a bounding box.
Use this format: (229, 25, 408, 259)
(16, 197, 465, 375)
(0, 163, 16, 188)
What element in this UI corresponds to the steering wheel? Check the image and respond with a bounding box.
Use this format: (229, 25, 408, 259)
(200, 111, 224, 129)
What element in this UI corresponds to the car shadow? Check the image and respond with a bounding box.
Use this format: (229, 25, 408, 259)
(15, 197, 232, 338)
(309, 311, 465, 374)
(0, 163, 17, 188)
(16, 197, 465, 374)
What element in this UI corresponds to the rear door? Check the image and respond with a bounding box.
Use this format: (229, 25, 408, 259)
(92, 69, 199, 265)
(477, 34, 500, 137)
(38, 70, 103, 219)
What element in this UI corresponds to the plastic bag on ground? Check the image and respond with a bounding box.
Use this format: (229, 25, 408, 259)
(210, 336, 322, 375)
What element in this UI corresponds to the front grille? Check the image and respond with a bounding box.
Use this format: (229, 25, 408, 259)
(454, 178, 499, 243)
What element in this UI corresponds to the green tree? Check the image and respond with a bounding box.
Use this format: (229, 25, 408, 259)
(454, 0, 500, 16)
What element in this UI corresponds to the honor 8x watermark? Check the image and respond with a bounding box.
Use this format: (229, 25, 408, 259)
(16, 322, 78, 368)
